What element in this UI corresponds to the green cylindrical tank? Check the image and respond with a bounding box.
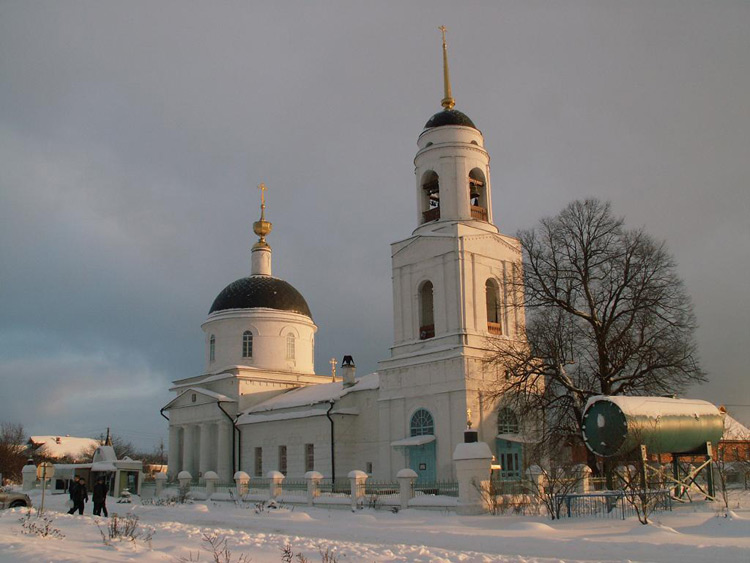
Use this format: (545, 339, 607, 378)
(581, 396, 724, 457)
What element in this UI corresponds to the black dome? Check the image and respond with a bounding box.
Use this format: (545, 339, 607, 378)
(424, 109, 476, 130)
(209, 276, 313, 319)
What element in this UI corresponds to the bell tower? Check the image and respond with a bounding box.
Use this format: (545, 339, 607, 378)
(377, 27, 526, 481)
(413, 26, 496, 232)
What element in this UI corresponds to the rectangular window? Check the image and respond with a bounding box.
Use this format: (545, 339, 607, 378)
(279, 445, 287, 475)
(365, 462, 373, 474)
(254, 447, 262, 477)
(305, 444, 314, 472)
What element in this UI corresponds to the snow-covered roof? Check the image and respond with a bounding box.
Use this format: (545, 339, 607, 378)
(170, 372, 235, 390)
(584, 395, 721, 419)
(244, 372, 379, 414)
(29, 436, 99, 460)
(92, 446, 117, 463)
(238, 406, 358, 425)
(162, 387, 236, 410)
(723, 415, 750, 440)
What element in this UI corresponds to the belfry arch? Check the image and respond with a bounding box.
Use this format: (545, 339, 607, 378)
(420, 171, 440, 223)
(469, 168, 488, 221)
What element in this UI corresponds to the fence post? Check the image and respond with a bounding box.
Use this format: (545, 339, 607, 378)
(178, 471, 192, 493)
(305, 471, 323, 506)
(575, 464, 592, 493)
(154, 472, 167, 497)
(453, 441, 492, 515)
(21, 464, 36, 491)
(526, 465, 545, 495)
(348, 470, 368, 511)
(267, 470, 285, 500)
(396, 468, 417, 510)
(204, 471, 218, 498)
(234, 471, 250, 497)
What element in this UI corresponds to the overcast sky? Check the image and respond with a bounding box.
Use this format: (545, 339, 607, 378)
(1, 1, 748, 450)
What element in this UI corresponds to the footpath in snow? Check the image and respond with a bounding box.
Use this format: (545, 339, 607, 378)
(1, 489, 750, 562)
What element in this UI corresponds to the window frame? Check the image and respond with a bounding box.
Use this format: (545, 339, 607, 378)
(410, 408, 435, 437)
(242, 331, 253, 358)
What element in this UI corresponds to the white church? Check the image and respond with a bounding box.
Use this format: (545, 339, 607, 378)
(162, 32, 529, 485)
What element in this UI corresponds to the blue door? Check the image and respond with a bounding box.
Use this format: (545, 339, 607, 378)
(409, 442, 436, 484)
(409, 409, 436, 484)
(496, 439, 523, 480)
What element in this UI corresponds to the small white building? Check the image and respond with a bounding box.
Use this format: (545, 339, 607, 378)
(42, 446, 143, 497)
(163, 36, 530, 485)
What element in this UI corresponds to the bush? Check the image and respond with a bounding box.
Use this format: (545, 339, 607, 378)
(98, 513, 154, 547)
(20, 508, 64, 539)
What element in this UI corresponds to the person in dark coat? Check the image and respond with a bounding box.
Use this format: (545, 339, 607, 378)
(67, 477, 88, 515)
(92, 477, 109, 517)
(68, 475, 80, 501)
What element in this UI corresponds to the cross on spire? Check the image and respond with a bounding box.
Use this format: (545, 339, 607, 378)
(258, 182, 267, 220)
(330, 357, 337, 381)
(252, 181, 273, 244)
(439, 25, 455, 110)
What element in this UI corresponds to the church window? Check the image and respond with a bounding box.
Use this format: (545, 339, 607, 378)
(497, 408, 519, 434)
(485, 279, 502, 334)
(419, 281, 435, 340)
(468, 168, 488, 221)
(191, 393, 196, 403)
(286, 333, 295, 360)
(254, 447, 263, 477)
(242, 331, 253, 358)
(278, 445, 287, 475)
(305, 443, 315, 472)
(410, 408, 435, 437)
(365, 462, 373, 474)
(209, 335, 216, 362)
(421, 171, 440, 223)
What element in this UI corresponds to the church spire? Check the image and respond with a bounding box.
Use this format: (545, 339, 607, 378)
(439, 25, 455, 110)
(251, 182, 273, 276)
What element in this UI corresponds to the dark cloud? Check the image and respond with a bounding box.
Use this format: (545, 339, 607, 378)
(1, 1, 749, 448)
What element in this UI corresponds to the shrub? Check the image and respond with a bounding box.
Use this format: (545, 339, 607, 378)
(20, 508, 64, 539)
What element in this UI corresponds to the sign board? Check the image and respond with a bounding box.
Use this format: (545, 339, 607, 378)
(36, 462, 55, 481)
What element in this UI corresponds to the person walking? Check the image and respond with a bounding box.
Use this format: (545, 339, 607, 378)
(67, 475, 80, 511)
(67, 477, 88, 515)
(92, 477, 109, 517)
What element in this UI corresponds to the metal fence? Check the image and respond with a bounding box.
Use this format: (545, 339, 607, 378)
(414, 481, 459, 497)
(558, 489, 672, 520)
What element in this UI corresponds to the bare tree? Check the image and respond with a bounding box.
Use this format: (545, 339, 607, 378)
(0, 422, 27, 484)
(488, 199, 704, 473)
(524, 441, 586, 520)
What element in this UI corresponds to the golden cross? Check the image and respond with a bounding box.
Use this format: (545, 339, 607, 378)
(258, 182, 267, 207)
(439, 25, 447, 46)
(330, 357, 337, 380)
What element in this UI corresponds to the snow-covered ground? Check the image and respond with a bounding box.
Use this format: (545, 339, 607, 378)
(2, 489, 750, 562)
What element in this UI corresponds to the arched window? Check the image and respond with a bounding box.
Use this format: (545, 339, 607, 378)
(421, 171, 440, 223)
(419, 281, 435, 340)
(286, 333, 295, 360)
(242, 331, 253, 358)
(497, 408, 519, 434)
(410, 409, 435, 437)
(209, 335, 216, 362)
(469, 168, 487, 221)
(485, 279, 502, 334)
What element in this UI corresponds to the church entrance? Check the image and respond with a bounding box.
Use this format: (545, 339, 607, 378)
(495, 438, 523, 480)
(409, 441, 436, 483)
(408, 408, 436, 484)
